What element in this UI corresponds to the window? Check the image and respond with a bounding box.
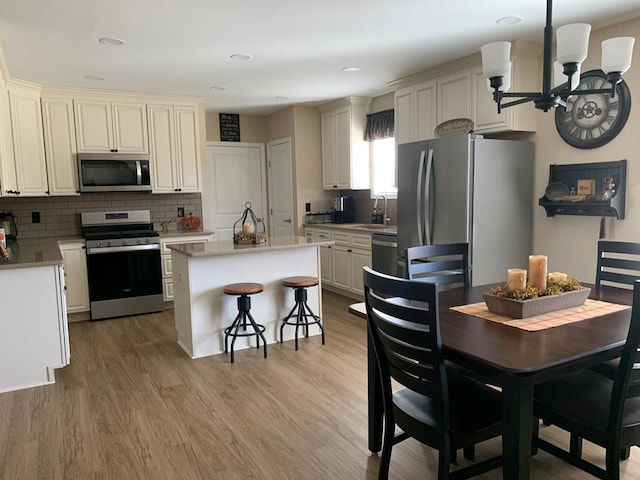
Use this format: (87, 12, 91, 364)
(364, 109, 396, 198)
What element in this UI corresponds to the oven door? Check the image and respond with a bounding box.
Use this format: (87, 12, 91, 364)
(86, 244, 163, 319)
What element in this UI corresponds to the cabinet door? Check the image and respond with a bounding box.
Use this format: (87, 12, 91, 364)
(415, 81, 437, 140)
(437, 71, 472, 124)
(351, 248, 371, 295)
(59, 242, 90, 313)
(42, 98, 79, 196)
(0, 85, 18, 195)
(321, 112, 337, 189)
(320, 245, 333, 285)
(9, 87, 48, 196)
(74, 100, 113, 152)
(472, 67, 510, 133)
(335, 107, 351, 189)
(174, 106, 202, 192)
(148, 104, 177, 193)
(394, 86, 414, 145)
(112, 102, 148, 153)
(332, 244, 352, 291)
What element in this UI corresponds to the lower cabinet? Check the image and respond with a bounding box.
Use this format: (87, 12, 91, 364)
(307, 227, 372, 299)
(58, 240, 90, 314)
(160, 233, 214, 301)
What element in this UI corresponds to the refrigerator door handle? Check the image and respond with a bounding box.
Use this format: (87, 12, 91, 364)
(416, 150, 426, 245)
(424, 148, 434, 245)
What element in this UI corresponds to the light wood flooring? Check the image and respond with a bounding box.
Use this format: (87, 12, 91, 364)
(1, 290, 640, 479)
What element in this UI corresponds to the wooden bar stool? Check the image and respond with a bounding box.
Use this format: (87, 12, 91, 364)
(223, 282, 267, 363)
(280, 276, 325, 350)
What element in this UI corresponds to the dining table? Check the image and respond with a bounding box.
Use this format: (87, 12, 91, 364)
(351, 282, 634, 480)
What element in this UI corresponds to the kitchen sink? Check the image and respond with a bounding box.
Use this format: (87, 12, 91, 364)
(354, 224, 395, 231)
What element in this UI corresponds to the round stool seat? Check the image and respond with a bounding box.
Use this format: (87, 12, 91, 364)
(224, 282, 264, 296)
(282, 276, 319, 288)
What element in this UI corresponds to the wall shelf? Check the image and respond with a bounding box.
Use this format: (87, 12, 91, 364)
(538, 160, 627, 219)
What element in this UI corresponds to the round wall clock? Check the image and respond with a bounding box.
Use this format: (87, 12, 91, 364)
(555, 69, 631, 149)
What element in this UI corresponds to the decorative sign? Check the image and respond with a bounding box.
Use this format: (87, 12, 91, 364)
(219, 113, 240, 142)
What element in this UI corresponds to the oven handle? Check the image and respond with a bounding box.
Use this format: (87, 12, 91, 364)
(86, 244, 160, 255)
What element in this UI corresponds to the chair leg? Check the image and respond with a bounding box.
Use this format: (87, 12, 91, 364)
(463, 445, 475, 461)
(570, 434, 583, 458)
(606, 445, 621, 479)
(378, 419, 395, 480)
(438, 447, 450, 480)
(621, 447, 631, 460)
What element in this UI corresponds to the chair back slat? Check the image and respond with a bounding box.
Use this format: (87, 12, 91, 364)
(363, 267, 448, 421)
(405, 243, 470, 289)
(596, 241, 640, 288)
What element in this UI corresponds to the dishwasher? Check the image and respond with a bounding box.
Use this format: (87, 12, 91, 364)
(371, 233, 399, 277)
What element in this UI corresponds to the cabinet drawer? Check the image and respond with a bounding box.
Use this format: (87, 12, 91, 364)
(160, 234, 213, 253)
(351, 234, 372, 250)
(332, 232, 351, 245)
(162, 255, 172, 278)
(314, 229, 332, 241)
(163, 278, 174, 301)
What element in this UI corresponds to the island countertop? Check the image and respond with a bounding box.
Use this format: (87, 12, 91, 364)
(167, 236, 333, 258)
(0, 239, 65, 270)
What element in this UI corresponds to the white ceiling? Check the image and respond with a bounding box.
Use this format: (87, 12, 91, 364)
(0, 0, 638, 115)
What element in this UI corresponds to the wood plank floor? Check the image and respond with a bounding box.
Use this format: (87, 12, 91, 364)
(1, 290, 640, 479)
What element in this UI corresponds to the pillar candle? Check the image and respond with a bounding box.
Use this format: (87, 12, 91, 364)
(507, 268, 527, 290)
(548, 272, 568, 283)
(243, 222, 255, 235)
(529, 255, 548, 292)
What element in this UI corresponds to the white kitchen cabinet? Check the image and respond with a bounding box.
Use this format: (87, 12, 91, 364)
(320, 97, 370, 190)
(308, 228, 334, 285)
(42, 97, 79, 195)
(437, 70, 473, 125)
(74, 99, 148, 153)
(0, 264, 70, 393)
(58, 240, 89, 314)
(160, 233, 214, 301)
(331, 244, 352, 291)
(148, 104, 202, 193)
(395, 80, 437, 144)
(6, 82, 49, 196)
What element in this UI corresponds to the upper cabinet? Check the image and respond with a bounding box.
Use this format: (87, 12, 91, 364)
(148, 104, 202, 193)
(41, 97, 79, 196)
(392, 41, 541, 144)
(320, 96, 370, 190)
(5, 81, 49, 196)
(74, 99, 149, 153)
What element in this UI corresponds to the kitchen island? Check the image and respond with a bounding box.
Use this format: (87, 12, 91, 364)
(168, 236, 333, 359)
(0, 240, 70, 392)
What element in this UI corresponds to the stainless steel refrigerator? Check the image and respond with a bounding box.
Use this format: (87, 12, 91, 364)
(397, 134, 534, 286)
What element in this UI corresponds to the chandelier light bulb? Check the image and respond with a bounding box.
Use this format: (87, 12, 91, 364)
(487, 62, 511, 92)
(481, 41, 511, 79)
(556, 23, 591, 65)
(553, 61, 580, 90)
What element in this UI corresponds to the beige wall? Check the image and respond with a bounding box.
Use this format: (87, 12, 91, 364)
(369, 92, 394, 112)
(532, 17, 640, 282)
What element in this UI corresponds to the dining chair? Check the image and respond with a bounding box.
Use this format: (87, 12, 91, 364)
(363, 266, 503, 480)
(596, 240, 640, 289)
(405, 243, 470, 289)
(533, 279, 640, 480)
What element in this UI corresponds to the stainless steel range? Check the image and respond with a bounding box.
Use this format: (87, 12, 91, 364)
(81, 210, 163, 320)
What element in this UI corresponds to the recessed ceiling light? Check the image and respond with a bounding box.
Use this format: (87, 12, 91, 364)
(84, 75, 105, 81)
(275, 96, 289, 100)
(230, 53, 252, 61)
(496, 16, 523, 25)
(98, 37, 125, 46)
(342, 66, 361, 72)
(209, 85, 227, 91)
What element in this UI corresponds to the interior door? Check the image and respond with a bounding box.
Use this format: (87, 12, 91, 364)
(205, 143, 267, 240)
(267, 138, 294, 237)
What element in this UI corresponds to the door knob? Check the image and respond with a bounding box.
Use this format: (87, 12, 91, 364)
(283, 218, 292, 223)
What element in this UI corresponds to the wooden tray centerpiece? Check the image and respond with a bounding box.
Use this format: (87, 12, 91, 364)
(483, 260, 590, 318)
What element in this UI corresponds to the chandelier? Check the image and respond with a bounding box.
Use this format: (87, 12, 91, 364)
(481, 0, 635, 113)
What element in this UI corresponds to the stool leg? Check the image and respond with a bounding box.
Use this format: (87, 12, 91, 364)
(302, 300, 324, 344)
(224, 311, 243, 356)
(246, 311, 268, 358)
(229, 311, 247, 364)
(280, 302, 298, 343)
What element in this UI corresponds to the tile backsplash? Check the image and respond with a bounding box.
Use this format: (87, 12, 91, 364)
(0, 193, 202, 241)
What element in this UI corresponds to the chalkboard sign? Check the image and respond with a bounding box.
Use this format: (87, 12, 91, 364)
(219, 113, 240, 142)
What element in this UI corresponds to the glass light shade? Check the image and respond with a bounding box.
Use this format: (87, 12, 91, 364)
(602, 37, 635, 74)
(487, 62, 511, 92)
(481, 41, 511, 78)
(553, 61, 580, 90)
(556, 23, 591, 64)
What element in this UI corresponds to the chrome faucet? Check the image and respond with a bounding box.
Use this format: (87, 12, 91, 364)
(373, 195, 390, 225)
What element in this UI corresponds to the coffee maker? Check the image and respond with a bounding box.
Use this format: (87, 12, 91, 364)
(0, 212, 17, 241)
(332, 196, 355, 223)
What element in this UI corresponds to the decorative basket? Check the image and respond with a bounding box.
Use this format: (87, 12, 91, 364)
(483, 287, 591, 319)
(233, 202, 267, 245)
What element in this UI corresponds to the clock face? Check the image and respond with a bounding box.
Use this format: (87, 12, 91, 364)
(555, 70, 631, 149)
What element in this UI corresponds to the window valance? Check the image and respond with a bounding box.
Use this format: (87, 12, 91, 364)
(364, 109, 394, 141)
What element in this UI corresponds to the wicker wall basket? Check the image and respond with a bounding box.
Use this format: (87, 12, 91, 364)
(483, 287, 591, 319)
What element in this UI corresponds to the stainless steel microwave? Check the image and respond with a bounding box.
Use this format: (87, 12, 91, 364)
(78, 153, 152, 192)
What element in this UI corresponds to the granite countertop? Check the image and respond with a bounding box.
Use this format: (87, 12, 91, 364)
(167, 236, 333, 258)
(304, 223, 397, 235)
(0, 239, 64, 270)
(158, 229, 214, 238)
